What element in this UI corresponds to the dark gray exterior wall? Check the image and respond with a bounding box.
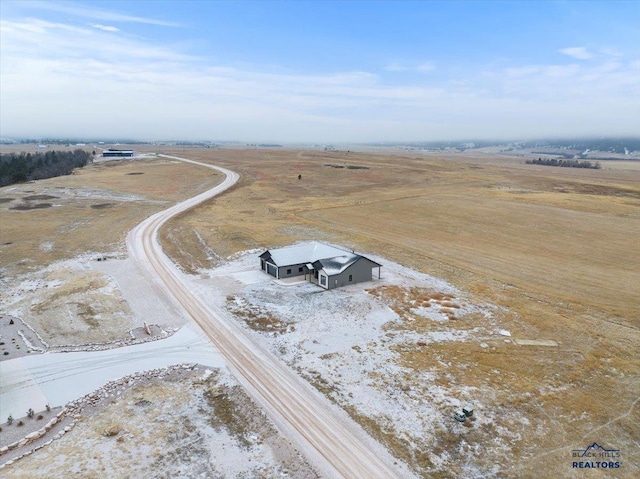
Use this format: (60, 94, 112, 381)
(325, 257, 379, 290)
(277, 263, 308, 279)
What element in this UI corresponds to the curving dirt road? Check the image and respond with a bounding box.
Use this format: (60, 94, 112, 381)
(127, 154, 411, 479)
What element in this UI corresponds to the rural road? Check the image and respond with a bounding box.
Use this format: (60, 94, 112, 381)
(127, 155, 411, 479)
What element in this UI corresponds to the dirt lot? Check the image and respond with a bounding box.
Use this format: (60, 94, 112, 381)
(152, 147, 639, 477)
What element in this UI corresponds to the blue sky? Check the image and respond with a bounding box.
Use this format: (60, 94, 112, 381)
(1, 1, 638, 142)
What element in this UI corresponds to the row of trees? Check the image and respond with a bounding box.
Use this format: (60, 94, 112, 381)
(525, 157, 600, 169)
(0, 149, 92, 186)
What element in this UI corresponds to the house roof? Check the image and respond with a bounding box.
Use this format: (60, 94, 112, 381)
(262, 242, 351, 267)
(313, 255, 361, 275)
(313, 255, 382, 276)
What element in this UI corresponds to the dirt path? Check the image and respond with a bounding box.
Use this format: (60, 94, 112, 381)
(127, 154, 412, 479)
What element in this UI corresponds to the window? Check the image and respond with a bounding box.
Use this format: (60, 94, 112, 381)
(298, 267, 303, 273)
(349, 274, 353, 282)
(320, 275, 326, 286)
(287, 269, 292, 275)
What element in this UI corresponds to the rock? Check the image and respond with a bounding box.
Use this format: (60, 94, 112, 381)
(103, 425, 120, 437)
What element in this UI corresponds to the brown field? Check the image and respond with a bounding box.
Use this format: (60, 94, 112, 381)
(0, 156, 221, 278)
(152, 147, 639, 477)
(2, 146, 638, 476)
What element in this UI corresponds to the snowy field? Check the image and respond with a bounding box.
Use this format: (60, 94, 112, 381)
(0, 325, 223, 417)
(4, 367, 319, 479)
(189, 244, 519, 475)
(2, 242, 519, 476)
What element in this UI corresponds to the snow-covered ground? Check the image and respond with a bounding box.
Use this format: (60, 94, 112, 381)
(4, 367, 320, 479)
(1, 253, 191, 347)
(0, 324, 223, 416)
(190, 244, 519, 475)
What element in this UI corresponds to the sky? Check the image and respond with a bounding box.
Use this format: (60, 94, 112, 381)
(1, 0, 639, 143)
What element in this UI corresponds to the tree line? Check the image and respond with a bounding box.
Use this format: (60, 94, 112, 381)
(525, 157, 600, 169)
(0, 149, 93, 186)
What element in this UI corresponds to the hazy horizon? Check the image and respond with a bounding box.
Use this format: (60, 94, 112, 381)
(1, 1, 639, 142)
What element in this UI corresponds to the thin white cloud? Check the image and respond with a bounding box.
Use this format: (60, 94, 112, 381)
(385, 62, 435, 73)
(1, 17, 638, 142)
(559, 47, 593, 60)
(384, 63, 406, 72)
(26, 1, 181, 27)
(416, 63, 436, 72)
(90, 23, 120, 33)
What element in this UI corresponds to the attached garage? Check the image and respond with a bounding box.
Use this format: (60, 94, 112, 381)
(266, 263, 277, 277)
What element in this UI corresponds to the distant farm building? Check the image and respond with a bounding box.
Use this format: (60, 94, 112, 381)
(259, 242, 382, 290)
(102, 149, 133, 157)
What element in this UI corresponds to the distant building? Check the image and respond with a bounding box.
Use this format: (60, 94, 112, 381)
(102, 149, 133, 157)
(259, 242, 382, 290)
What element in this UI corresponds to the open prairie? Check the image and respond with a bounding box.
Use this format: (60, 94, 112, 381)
(0, 155, 221, 278)
(152, 147, 639, 476)
(0, 156, 221, 345)
(1, 147, 638, 476)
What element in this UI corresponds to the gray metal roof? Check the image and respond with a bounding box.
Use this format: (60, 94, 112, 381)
(314, 255, 361, 275)
(265, 242, 351, 267)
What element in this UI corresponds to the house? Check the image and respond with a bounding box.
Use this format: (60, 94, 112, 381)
(259, 242, 382, 290)
(102, 149, 134, 157)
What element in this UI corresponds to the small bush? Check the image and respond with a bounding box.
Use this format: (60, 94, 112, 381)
(17, 420, 24, 426)
(37, 414, 44, 420)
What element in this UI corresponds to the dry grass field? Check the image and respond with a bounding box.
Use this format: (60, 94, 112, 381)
(0, 155, 221, 345)
(153, 147, 639, 477)
(0, 155, 221, 279)
(1, 146, 638, 476)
